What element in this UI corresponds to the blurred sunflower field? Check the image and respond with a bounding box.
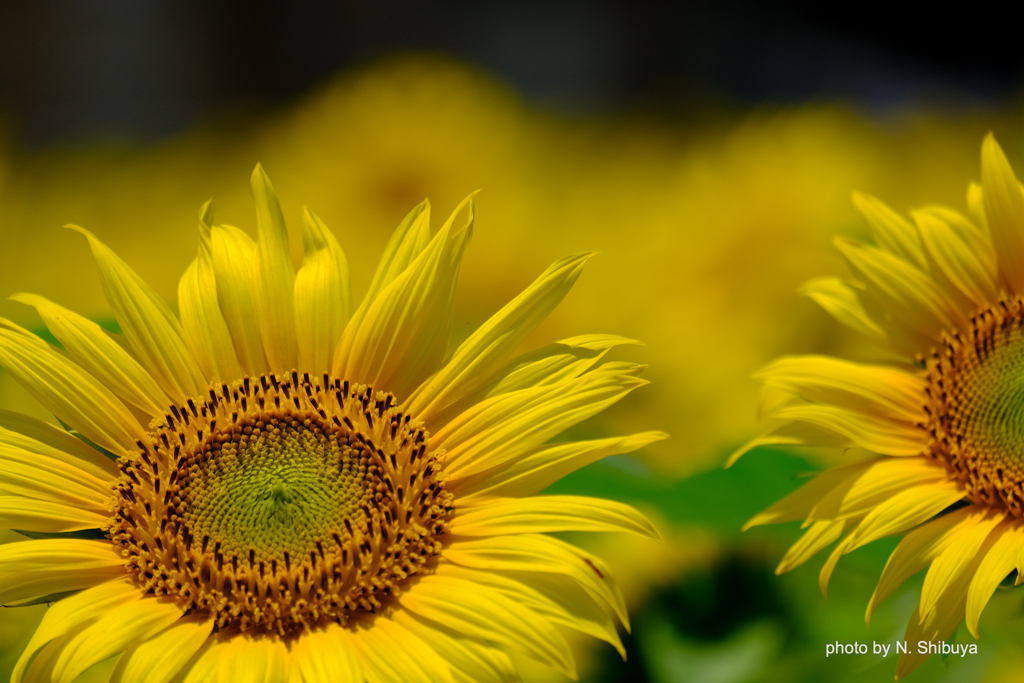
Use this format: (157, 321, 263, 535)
(3, 54, 1024, 682)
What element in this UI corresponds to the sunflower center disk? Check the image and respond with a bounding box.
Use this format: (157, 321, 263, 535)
(107, 373, 453, 638)
(927, 297, 1024, 515)
(186, 417, 368, 563)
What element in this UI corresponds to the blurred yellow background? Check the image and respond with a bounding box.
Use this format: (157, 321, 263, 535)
(1, 58, 1016, 472)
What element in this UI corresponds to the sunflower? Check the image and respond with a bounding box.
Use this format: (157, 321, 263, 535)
(731, 133, 1024, 679)
(0, 166, 664, 683)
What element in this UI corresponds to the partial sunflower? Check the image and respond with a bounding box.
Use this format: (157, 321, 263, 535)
(732, 133, 1024, 679)
(0, 166, 664, 683)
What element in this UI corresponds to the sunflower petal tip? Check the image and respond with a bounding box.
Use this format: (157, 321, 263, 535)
(741, 520, 756, 532)
(646, 523, 665, 542)
(199, 198, 215, 224)
(981, 134, 1011, 173)
(725, 439, 759, 468)
(966, 620, 980, 640)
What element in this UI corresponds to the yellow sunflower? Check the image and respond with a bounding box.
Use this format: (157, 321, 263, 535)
(732, 133, 1024, 679)
(0, 166, 664, 682)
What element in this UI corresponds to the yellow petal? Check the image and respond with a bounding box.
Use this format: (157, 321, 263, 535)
(981, 133, 1024, 293)
(251, 165, 298, 373)
(776, 519, 844, 575)
(220, 636, 290, 683)
(770, 403, 928, 456)
(806, 457, 949, 522)
(294, 208, 352, 375)
(11, 293, 169, 418)
(392, 610, 518, 683)
(178, 199, 244, 384)
(919, 509, 1004, 624)
(922, 205, 996, 272)
(400, 574, 575, 678)
(112, 615, 214, 683)
(334, 197, 473, 399)
(51, 596, 183, 683)
(0, 539, 126, 605)
(755, 355, 928, 423)
(0, 324, 144, 458)
(507, 570, 626, 656)
(291, 624, 361, 683)
(406, 253, 595, 424)
(456, 431, 667, 499)
(451, 495, 659, 539)
(435, 562, 625, 659)
(13, 578, 139, 683)
(966, 521, 1024, 638)
(798, 277, 886, 345)
(745, 467, 851, 529)
(424, 333, 638, 433)
(913, 208, 998, 310)
(435, 367, 648, 478)
(0, 408, 116, 481)
(818, 532, 854, 598)
(445, 534, 627, 629)
(0, 443, 112, 511)
(835, 236, 965, 338)
(350, 618, 453, 683)
(727, 418, 855, 468)
(489, 334, 642, 392)
(967, 182, 988, 234)
(866, 507, 974, 625)
(851, 191, 926, 268)
(895, 526, 997, 680)
(0, 495, 107, 532)
(843, 480, 966, 552)
(744, 460, 874, 529)
(179, 639, 230, 683)
(894, 605, 964, 680)
(363, 200, 432, 304)
(22, 631, 81, 683)
(67, 225, 206, 402)
(212, 225, 268, 376)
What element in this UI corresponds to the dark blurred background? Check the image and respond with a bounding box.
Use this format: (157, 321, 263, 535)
(1, 0, 1021, 148)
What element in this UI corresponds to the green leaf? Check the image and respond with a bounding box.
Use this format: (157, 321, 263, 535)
(3, 589, 81, 608)
(13, 528, 107, 541)
(55, 417, 120, 462)
(543, 445, 813, 537)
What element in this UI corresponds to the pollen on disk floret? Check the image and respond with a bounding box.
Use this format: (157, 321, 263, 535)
(106, 370, 453, 638)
